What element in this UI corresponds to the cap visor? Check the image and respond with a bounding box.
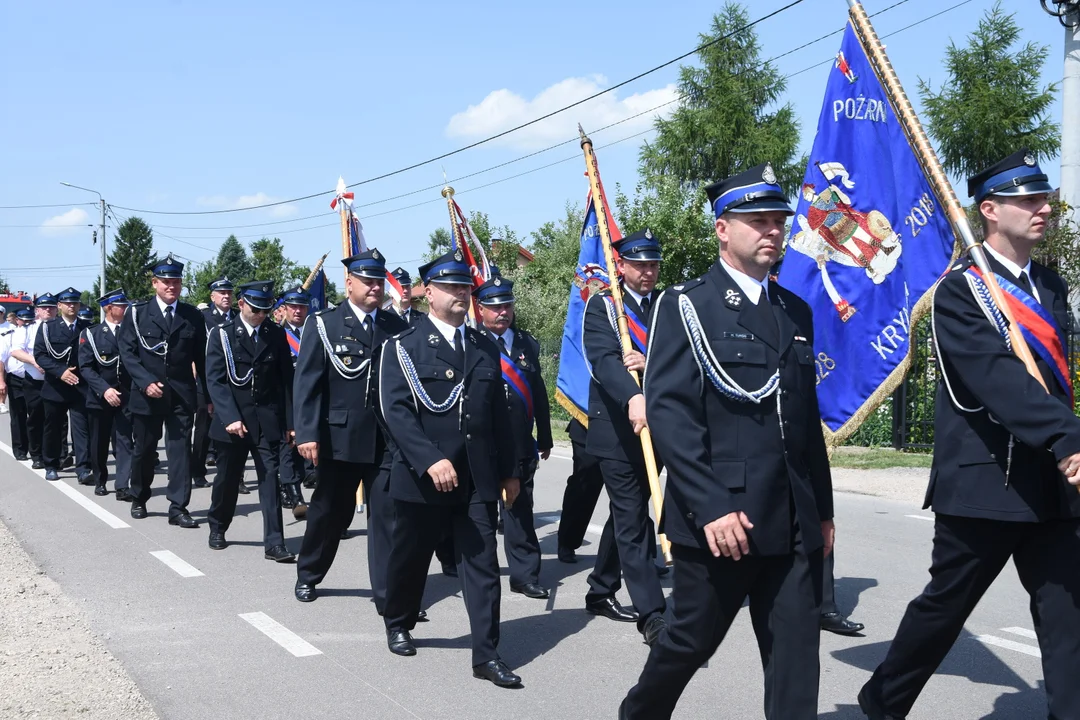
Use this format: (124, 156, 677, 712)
(429, 276, 475, 286)
(726, 199, 795, 216)
(349, 270, 387, 280)
(993, 181, 1055, 198)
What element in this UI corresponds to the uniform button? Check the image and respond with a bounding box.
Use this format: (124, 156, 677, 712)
(466, 434, 472, 441)
(686, 512, 695, 520)
(466, 414, 471, 420)
(782, 390, 789, 397)
(736, 352, 744, 359)
(989, 453, 996, 460)
(464, 395, 470, 401)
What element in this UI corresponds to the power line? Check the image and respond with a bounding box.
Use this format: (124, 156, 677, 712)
(0, 202, 97, 210)
(110, 0, 810, 217)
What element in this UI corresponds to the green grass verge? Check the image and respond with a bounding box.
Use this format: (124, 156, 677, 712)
(830, 446, 933, 469)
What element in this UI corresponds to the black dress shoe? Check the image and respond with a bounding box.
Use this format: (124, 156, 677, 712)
(585, 597, 639, 623)
(169, 513, 200, 529)
(857, 685, 905, 719)
(14, 453, 28, 461)
(441, 562, 458, 578)
(31, 460, 45, 469)
(656, 563, 671, 578)
(642, 614, 667, 646)
(302, 471, 317, 489)
(557, 546, 577, 563)
(94, 484, 108, 497)
(208, 532, 227, 550)
(821, 612, 865, 636)
(61, 454, 75, 470)
(44, 469, 59, 481)
(387, 629, 416, 656)
(130, 503, 147, 519)
(279, 487, 296, 509)
(510, 583, 550, 599)
(115, 489, 133, 502)
(294, 582, 317, 602)
(192, 476, 210, 489)
(236, 481, 251, 495)
(265, 545, 296, 563)
(472, 660, 521, 687)
(77, 472, 95, 486)
(417, 609, 428, 622)
(206, 454, 217, 468)
(292, 501, 308, 521)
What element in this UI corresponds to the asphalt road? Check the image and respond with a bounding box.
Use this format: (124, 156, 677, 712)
(0, 424, 1050, 719)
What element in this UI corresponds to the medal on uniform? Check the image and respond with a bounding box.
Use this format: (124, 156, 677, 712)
(343, 356, 352, 366)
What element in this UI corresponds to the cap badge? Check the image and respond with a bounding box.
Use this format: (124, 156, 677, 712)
(372, 249, 380, 259)
(493, 277, 502, 286)
(724, 288, 742, 308)
(1024, 153, 1036, 167)
(644, 228, 653, 240)
(453, 250, 463, 262)
(762, 163, 777, 185)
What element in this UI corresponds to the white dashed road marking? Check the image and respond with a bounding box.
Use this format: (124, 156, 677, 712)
(976, 629, 1041, 658)
(239, 612, 322, 657)
(150, 550, 204, 578)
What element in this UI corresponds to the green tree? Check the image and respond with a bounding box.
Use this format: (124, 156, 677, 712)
(215, 235, 253, 284)
(183, 260, 219, 307)
(918, 2, 1059, 179)
(106, 217, 155, 301)
(426, 228, 453, 261)
(250, 237, 303, 292)
(0, 275, 9, 294)
(639, 1, 803, 193)
(614, 178, 716, 287)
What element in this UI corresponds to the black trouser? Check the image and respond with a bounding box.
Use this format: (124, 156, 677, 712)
(278, 439, 312, 488)
(191, 390, 214, 480)
(586, 457, 665, 628)
(558, 433, 605, 551)
(88, 405, 133, 491)
(623, 538, 824, 720)
(43, 396, 89, 473)
(208, 437, 284, 550)
(129, 408, 193, 518)
(7, 374, 29, 457)
(502, 457, 542, 586)
(821, 548, 839, 615)
(865, 514, 1080, 719)
(21, 377, 44, 462)
(385, 495, 502, 667)
(296, 459, 394, 609)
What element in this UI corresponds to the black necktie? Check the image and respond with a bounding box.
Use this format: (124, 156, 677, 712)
(453, 332, 465, 368)
(164, 305, 174, 331)
(752, 291, 778, 347)
(251, 326, 259, 344)
(1017, 271, 1033, 295)
(498, 336, 508, 355)
(640, 295, 651, 317)
(362, 315, 373, 340)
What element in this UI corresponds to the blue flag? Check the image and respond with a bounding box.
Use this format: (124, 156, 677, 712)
(777, 24, 955, 442)
(555, 193, 620, 425)
(309, 269, 327, 312)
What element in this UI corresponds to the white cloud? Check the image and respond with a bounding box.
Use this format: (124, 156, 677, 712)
(196, 192, 298, 218)
(445, 75, 679, 150)
(40, 207, 91, 237)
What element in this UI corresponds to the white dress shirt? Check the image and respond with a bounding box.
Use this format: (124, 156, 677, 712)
(494, 328, 515, 355)
(347, 300, 376, 328)
(984, 243, 1040, 303)
(428, 314, 466, 347)
(155, 296, 178, 317)
(720, 257, 770, 305)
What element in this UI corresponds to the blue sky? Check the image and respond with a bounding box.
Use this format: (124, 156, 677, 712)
(0, 0, 1065, 296)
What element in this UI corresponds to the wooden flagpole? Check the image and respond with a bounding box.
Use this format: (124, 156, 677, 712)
(579, 125, 671, 565)
(302, 252, 330, 291)
(846, 0, 1047, 392)
(335, 178, 365, 510)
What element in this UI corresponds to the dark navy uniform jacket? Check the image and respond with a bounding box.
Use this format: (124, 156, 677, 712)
(380, 314, 518, 505)
(484, 327, 553, 461)
(644, 261, 833, 556)
(205, 319, 294, 445)
(117, 299, 206, 416)
(927, 253, 1080, 522)
(582, 285, 653, 465)
(292, 303, 407, 465)
(35, 317, 90, 404)
(78, 322, 130, 411)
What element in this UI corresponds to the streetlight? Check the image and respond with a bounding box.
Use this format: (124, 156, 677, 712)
(60, 182, 107, 320)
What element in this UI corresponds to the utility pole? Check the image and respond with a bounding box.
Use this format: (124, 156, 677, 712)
(60, 182, 107, 320)
(1041, 1, 1080, 225)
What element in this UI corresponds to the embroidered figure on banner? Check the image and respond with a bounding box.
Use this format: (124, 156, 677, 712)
(787, 159, 902, 322)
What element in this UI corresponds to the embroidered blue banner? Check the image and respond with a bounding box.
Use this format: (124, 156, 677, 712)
(777, 24, 955, 440)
